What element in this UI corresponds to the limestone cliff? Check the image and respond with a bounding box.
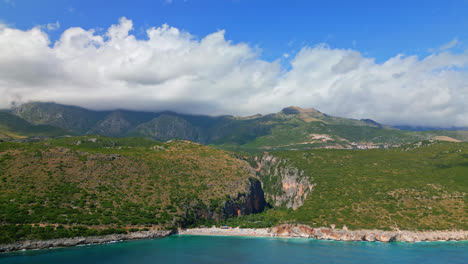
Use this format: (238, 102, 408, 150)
(255, 155, 315, 209)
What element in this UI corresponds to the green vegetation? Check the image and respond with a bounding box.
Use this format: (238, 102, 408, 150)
(0, 224, 130, 244)
(227, 141, 467, 231)
(218, 208, 282, 228)
(0, 116, 467, 243)
(0, 136, 257, 243)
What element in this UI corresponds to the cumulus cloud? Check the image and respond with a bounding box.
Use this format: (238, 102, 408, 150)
(0, 17, 467, 127)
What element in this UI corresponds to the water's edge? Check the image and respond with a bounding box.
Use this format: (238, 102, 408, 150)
(0, 229, 174, 253)
(2, 225, 468, 253)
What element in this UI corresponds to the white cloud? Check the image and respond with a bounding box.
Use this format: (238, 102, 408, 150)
(46, 21, 60, 31)
(440, 38, 458, 51)
(38, 21, 60, 31)
(0, 17, 467, 127)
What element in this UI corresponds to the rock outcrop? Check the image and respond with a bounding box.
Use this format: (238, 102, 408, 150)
(223, 178, 266, 216)
(0, 229, 173, 253)
(269, 224, 468, 242)
(184, 177, 267, 223)
(256, 155, 314, 209)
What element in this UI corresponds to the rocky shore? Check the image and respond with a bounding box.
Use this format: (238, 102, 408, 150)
(269, 224, 468, 242)
(0, 229, 173, 253)
(181, 224, 468, 243)
(3, 224, 467, 253)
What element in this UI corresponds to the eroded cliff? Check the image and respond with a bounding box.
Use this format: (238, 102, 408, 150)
(255, 155, 315, 209)
(223, 177, 266, 216)
(182, 177, 266, 224)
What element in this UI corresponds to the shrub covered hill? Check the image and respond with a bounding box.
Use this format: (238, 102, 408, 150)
(6, 102, 468, 151)
(241, 141, 468, 231)
(0, 136, 467, 244)
(0, 136, 265, 243)
(1, 103, 467, 244)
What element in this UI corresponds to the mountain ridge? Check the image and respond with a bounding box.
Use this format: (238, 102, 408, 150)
(3, 102, 468, 151)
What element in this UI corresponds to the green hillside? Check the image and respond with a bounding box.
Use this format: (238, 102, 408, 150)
(226, 141, 468, 231)
(0, 136, 467, 243)
(214, 108, 468, 152)
(0, 136, 264, 243)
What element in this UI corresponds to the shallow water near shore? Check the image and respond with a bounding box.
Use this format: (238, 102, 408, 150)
(2, 235, 467, 264)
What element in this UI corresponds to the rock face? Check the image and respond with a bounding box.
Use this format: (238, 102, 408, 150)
(185, 177, 267, 223)
(256, 155, 314, 209)
(0, 229, 173, 253)
(269, 224, 468, 242)
(223, 178, 266, 216)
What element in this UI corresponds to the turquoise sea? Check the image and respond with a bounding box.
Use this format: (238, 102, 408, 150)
(1, 235, 467, 264)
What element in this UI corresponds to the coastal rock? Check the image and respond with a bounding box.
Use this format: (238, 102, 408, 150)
(363, 233, 376, 242)
(0, 230, 172, 253)
(269, 224, 468, 242)
(395, 232, 415, 243)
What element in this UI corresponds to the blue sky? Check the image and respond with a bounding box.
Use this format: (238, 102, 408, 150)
(2, 0, 467, 62)
(1, 0, 468, 127)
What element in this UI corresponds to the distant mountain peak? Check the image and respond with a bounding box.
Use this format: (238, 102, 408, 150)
(281, 106, 322, 115)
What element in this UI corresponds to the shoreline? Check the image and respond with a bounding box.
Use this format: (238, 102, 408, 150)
(179, 224, 468, 243)
(179, 227, 272, 237)
(0, 229, 173, 253)
(2, 224, 468, 253)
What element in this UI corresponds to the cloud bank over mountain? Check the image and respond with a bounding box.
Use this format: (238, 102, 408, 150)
(1, 17, 467, 127)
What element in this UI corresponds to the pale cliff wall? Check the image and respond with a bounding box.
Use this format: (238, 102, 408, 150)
(255, 155, 314, 209)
